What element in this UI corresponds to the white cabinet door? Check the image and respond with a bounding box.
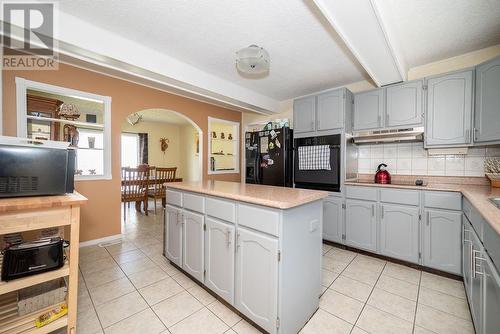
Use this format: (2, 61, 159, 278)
(345, 199, 377, 252)
(165, 204, 182, 267)
(182, 210, 204, 282)
(235, 227, 278, 333)
(380, 204, 419, 263)
(385, 80, 423, 128)
(317, 89, 344, 131)
(293, 96, 316, 134)
(323, 196, 343, 243)
(353, 89, 384, 131)
(425, 70, 473, 147)
(205, 217, 235, 304)
(423, 209, 462, 275)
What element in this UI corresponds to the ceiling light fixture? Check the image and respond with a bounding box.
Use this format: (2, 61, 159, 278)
(235, 45, 270, 74)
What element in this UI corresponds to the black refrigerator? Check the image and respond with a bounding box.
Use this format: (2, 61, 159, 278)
(245, 127, 293, 187)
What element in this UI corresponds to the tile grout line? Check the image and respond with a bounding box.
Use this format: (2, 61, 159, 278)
(349, 261, 386, 333)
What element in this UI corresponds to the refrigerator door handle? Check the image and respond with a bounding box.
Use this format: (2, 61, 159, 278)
(254, 154, 260, 184)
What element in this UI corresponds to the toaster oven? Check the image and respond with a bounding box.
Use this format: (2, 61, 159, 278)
(1, 237, 67, 281)
(0, 136, 75, 198)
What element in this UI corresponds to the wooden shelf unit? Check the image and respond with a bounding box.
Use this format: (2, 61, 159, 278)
(0, 262, 70, 295)
(0, 193, 86, 334)
(0, 302, 68, 334)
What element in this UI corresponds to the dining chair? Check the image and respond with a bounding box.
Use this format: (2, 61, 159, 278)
(148, 167, 177, 213)
(121, 167, 150, 220)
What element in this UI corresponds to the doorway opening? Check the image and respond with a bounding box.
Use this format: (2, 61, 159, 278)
(120, 108, 202, 223)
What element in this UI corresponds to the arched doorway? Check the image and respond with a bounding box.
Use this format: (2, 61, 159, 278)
(120, 108, 202, 221)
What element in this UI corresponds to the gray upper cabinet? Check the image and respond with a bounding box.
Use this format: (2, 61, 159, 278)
(323, 195, 343, 243)
(385, 80, 423, 128)
(345, 199, 377, 252)
(353, 89, 384, 131)
(423, 209, 462, 275)
(474, 56, 500, 144)
(293, 89, 348, 136)
(317, 89, 344, 131)
(379, 204, 419, 263)
(425, 70, 473, 147)
(293, 96, 316, 134)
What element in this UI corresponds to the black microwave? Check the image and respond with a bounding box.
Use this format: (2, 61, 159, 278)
(0, 137, 75, 198)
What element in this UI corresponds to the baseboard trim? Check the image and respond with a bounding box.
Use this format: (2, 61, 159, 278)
(79, 234, 123, 248)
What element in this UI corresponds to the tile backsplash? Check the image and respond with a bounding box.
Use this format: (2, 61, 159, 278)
(357, 143, 500, 177)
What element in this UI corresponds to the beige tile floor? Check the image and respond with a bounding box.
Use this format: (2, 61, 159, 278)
(76, 201, 474, 334)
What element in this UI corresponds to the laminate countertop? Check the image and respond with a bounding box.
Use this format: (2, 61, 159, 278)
(165, 181, 328, 209)
(345, 181, 500, 235)
(0, 192, 88, 213)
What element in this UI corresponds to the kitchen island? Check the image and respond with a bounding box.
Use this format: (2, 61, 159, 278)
(163, 181, 327, 334)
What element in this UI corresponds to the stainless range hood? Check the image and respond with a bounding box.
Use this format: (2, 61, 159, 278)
(352, 127, 424, 144)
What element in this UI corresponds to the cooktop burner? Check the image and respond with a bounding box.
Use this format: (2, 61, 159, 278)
(354, 179, 428, 187)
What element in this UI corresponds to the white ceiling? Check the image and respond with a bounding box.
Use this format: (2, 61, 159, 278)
(375, 0, 500, 68)
(25, 0, 499, 113)
(58, 0, 367, 101)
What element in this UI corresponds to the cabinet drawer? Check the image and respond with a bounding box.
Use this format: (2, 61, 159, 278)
(345, 186, 377, 201)
(238, 204, 279, 236)
(380, 188, 419, 206)
(424, 191, 461, 210)
(166, 189, 183, 207)
(183, 192, 205, 213)
(0, 207, 72, 235)
(206, 197, 236, 223)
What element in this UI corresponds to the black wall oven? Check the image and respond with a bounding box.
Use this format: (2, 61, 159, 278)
(293, 134, 341, 192)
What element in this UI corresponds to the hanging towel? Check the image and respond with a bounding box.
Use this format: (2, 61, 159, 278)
(298, 145, 331, 170)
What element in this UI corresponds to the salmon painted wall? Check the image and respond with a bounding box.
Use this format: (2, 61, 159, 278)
(2, 62, 241, 242)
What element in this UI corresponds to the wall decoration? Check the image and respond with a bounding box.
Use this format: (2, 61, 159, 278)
(63, 124, 79, 147)
(126, 112, 143, 126)
(160, 137, 169, 154)
(195, 133, 199, 155)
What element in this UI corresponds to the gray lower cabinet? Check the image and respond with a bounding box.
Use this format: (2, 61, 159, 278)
(379, 204, 419, 263)
(483, 255, 500, 334)
(423, 209, 462, 275)
(345, 199, 377, 252)
(425, 70, 473, 147)
(474, 56, 500, 144)
(463, 218, 473, 296)
(317, 89, 344, 131)
(293, 96, 316, 134)
(469, 224, 484, 334)
(385, 80, 423, 128)
(353, 89, 384, 131)
(323, 195, 343, 243)
(463, 208, 500, 334)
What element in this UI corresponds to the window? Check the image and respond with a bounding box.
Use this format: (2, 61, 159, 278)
(121, 133, 139, 168)
(16, 78, 112, 180)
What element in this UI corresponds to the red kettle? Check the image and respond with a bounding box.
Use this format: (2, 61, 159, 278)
(375, 163, 391, 184)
